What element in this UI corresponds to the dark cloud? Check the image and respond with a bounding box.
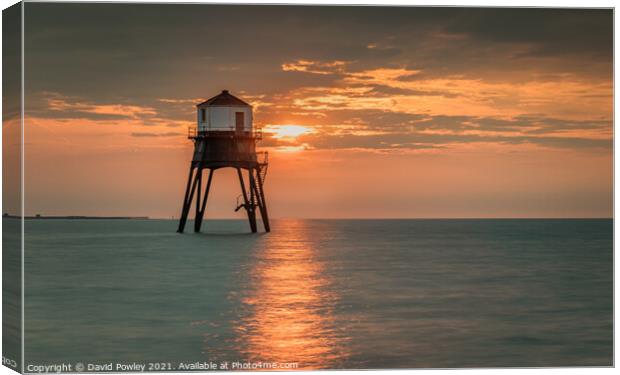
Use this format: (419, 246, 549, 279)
(3, 3, 21, 122)
(21, 4, 612, 154)
(442, 8, 612, 59)
(24, 4, 612, 103)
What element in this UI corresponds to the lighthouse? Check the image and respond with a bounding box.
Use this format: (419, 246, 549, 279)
(177, 90, 270, 233)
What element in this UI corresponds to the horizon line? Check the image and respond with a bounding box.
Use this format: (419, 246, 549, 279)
(5, 214, 613, 220)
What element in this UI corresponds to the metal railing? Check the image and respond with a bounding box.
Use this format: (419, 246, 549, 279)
(187, 126, 198, 139)
(187, 125, 263, 140)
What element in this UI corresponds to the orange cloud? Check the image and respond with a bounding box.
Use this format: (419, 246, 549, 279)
(47, 94, 156, 118)
(281, 59, 349, 75)
(276, 60, 612, 123)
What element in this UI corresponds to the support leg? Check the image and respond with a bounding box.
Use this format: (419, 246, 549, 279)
(194, 169, 214, 232)
(254, 166, 271, 232)
(237, 168, 257, 233)
(194, 169, 202, 232)
(177, 165, 201, 233)
(177, 165, 197, 233)
(248, 168, 258, 233)
(194, 169, 203, 232)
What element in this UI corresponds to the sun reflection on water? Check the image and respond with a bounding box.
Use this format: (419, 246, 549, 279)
(233, 220, 348, 369)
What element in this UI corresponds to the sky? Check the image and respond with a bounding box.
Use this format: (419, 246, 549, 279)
(10, 4, 613, 218)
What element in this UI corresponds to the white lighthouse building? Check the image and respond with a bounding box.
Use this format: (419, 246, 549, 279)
(196, 90, 253, 133)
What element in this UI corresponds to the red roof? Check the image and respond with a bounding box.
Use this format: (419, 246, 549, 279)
(197, 90, 250, 107)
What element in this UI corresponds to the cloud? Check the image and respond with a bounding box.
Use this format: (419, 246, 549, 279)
(26, 92, 195, 132)
(43, 93, 157, 120)
(157, 98, 203, 104)
(22, 5, 612, 155)
(288, 76, 610, 121)
(266, 59, 611, 154)
(131, 131, 183, 137)
(441, 8, 612, 59)
(281, 60, 349, 75)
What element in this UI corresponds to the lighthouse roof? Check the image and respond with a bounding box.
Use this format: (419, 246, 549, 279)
(197, 90, 250, 107)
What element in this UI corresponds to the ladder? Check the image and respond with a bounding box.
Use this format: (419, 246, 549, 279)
(234, 152, 268, 215)
(257, 151, 269, 183)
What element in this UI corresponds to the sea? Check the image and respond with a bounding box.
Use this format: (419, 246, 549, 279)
(22, 219, 612, 369)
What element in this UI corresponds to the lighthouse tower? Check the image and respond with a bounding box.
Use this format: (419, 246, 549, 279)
(177, 90, 270, 233)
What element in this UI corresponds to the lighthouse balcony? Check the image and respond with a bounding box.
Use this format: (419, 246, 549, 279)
(188, 126, 262, 140)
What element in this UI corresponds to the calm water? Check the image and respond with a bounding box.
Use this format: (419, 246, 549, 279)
(24, 219, 612, 369)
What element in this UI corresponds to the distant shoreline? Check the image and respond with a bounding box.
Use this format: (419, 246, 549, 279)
(3, 214, 149, 220)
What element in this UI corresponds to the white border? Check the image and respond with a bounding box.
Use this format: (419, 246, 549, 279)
(19, 1, 24, 373)
(0, 2, 616, 375)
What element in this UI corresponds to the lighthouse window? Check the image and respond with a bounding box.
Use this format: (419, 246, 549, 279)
(200, 109, 206, 122)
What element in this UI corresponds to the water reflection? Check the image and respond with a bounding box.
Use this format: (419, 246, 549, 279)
(234, 220, 348, 369)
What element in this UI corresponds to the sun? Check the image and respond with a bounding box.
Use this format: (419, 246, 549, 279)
(264, 124, 315, 139)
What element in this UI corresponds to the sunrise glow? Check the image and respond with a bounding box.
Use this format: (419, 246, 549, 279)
(264, 125, 315, 140)
(15, 5, 612, 219)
